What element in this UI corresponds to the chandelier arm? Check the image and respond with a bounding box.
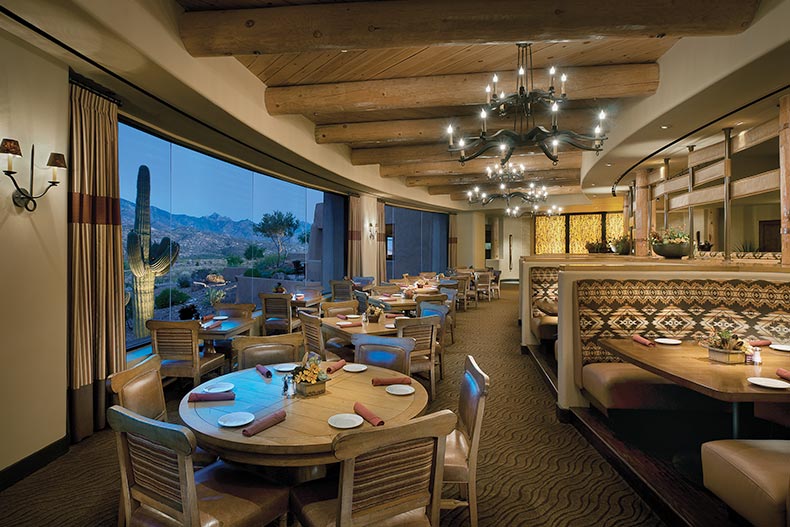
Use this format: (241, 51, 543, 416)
(537, 142, 559, 164)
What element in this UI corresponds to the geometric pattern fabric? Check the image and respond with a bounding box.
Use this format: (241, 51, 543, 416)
(576, 279, 790, 365)
(531, 266, 560, 318)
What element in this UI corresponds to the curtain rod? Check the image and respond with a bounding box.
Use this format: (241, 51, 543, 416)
(69, 72, 122, 106)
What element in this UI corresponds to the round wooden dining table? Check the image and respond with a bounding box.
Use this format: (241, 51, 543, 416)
(179, 363, 428, 467)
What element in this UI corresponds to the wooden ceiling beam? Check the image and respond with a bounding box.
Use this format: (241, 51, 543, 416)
(181, 0, 758, 56)
(380, 152, 582, 178)
(408, 168, 580, 188)
(265, 65, 658, 116)
(316, 110, 601, 148)
(354, 141, 583, 166)
(448, 184, 583, 201)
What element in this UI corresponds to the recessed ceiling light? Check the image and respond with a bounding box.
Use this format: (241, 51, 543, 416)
(605, 163, 613, 167)
(340, 49, 349, 53)
(735, 121, 744, 126)
(660, 124, 671, 130)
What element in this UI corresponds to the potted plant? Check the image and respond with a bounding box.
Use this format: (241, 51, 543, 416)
(703, 328, 751, 364)
(291, 353, 329, 396)
(609, 235, 631, 255)
(650, 227, 691, 259)
(585, 240, 611, 254)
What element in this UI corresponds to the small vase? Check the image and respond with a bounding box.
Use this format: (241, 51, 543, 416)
(652, 242, 690, 259)
(368, 314, 380, 323)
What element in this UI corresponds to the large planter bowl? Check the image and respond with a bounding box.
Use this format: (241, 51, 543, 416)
(652, 242, 690, 259)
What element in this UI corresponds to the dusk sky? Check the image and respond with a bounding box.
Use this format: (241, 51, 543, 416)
(119, 123, 323, 223)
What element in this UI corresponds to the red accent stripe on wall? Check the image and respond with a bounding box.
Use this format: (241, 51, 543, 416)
(69, 192, 121, 225)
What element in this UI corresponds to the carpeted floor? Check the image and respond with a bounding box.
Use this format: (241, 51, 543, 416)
(0, 284, 663, 526)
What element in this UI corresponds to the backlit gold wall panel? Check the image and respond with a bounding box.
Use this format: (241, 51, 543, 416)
(535, 216, 565, 254)
(569, 214, 602, 253)
(606, 213, 624, 240)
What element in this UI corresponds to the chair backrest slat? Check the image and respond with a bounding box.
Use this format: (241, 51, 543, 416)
(260, 293, 291, 320)
(458, 355, 490, 475)
(233, 334, 304, 368)
(299, 311, 326, 358)
(213, 302, 255, 319)
(320, 299, 358, 318)
(146, 320, 200, 362)
(396, 316, 439, 353)
(330, 280, 354, 301)
(352, 334, 416, 375)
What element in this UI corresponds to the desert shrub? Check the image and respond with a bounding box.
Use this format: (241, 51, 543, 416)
(191, 268, 213, 282)
(226, 255, 244, 266)
(177, 274, 192, 288)
(155, 288, 191, 309)
(178, 304, 199, 320)
(244, 244, 265, 260)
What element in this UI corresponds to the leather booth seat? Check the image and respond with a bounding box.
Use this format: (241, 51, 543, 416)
(702, 440, 790, 527)
(582, 363, 724, 414)
(530, 315, 558, 341)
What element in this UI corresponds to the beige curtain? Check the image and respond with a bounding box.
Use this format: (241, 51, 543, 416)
(377, 200, 386, 282)
(449, 213, 458, 268)
(347, 195, 362, 278)
(68, 84, 126, 442)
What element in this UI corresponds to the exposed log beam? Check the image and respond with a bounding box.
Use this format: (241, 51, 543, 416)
(380, 152, 582, 178)
(181, 0, 758, 56)
(410, 168, 580, 189)
(449, 184, 582, 201)
(265, 65, 658, 116)
(352, 143, 580, 166)
(316, 111, 603, 148)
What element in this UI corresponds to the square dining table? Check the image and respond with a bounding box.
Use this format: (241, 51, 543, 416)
(199, 317, 256, 354)
(321, 316, 400, 339)
(599, 338, 790, 438)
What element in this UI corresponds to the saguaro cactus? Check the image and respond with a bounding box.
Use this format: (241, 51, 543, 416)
(127, 166, 180, 338)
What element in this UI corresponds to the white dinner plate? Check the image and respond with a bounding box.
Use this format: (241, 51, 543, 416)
(343, 363, 368, 373)
(392, 293, 404, 298)
(654, 338, 682, 345)
(395, 316, 410, 320)
(202, 382, 234, 393)
(212, 315, 229, 321)
(274, 363, 298, 372)
(386, 384, 416, 396)
(346, 314, 361, 319)
(336, 321, 353, 327)
(217, 412, 254, 427)
(747, 377, 790, 389)
(384, 323, 396, 329)
(769, 344, 790, 352)
(328, 413, 364, 429)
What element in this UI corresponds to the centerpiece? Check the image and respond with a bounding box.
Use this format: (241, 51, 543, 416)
(291, 353, 329, 396)
(609, 234, 631, 255)
(703, 329, 753, 364)
(366, 305, 383, 323)
(650, 227, 691, 259)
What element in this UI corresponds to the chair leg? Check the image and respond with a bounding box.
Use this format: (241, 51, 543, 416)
(429, 366, 436, 400)
(193, 373, 202, 388)
(468, 477, 478, 527)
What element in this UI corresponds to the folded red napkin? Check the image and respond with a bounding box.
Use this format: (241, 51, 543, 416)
(632, 334, 655, 347)
(242, 409, 286, 437)
(255, 364, 272, 378)
(372, 377, 412, 386)
(749, 339, 772, 347)
(777, 368, 790, 382)
(354, 402, 384, 426)
(188, 392, 235, 402)
(205, 321, 222, 330)
(385, 313, 399, 318)
(380, 293, 391, 298)
(326, 360, 347, 374)
(202, 314, 214, 322)
(337, 314, 348, 320)
(337, 321, 362, 327)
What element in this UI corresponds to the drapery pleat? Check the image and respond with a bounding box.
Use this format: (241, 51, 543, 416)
(68, 84, 125, 442)
(347, 195, 362, 278)
(449, 213, 458, 269)
(376, 200, 386, 283)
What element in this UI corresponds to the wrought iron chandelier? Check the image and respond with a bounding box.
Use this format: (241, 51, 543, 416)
(503, 203, 564, 218)
(446, 42, 608, 167)
(465, 161, 549, 206)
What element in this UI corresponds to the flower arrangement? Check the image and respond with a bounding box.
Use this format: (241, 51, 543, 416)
(585, 240, 611, 253)
(702, 328, 754, 364)
(366, 304, 383, 322)
(609, 235, 631, 255)
(291, 353, 328, 395)
(649, 227, 689, 245)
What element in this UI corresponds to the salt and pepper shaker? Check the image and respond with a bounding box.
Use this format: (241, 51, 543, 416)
(752, 348, 763, 366)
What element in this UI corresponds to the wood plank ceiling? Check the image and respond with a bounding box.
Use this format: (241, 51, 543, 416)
(176, 0, 760, 201)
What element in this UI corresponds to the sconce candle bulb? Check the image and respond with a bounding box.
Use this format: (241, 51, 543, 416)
(0, 138, 65, 212)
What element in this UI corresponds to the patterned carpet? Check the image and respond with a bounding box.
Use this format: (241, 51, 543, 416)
(0, 284, 662, 526)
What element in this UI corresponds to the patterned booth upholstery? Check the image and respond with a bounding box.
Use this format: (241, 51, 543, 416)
(574, 279, 790, 414)
(530, 266, 560, 341)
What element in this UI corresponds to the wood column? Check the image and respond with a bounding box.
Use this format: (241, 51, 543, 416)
(780, 95, 790, 265)
(634, 169, 651, 256)
(723, 128, 733, 260)
(622, 189, 631, 236)
(687, 146, 696, 259)
(491, 217, 500, 259)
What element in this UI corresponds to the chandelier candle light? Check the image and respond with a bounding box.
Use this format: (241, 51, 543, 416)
(446, 43, 609, 166)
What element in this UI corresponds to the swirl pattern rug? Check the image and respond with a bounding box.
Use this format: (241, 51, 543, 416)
(0, 284, 662, 526)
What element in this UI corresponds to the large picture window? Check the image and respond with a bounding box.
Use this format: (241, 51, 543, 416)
(120, 122, 346, 348)
(384, 205, 448, 278)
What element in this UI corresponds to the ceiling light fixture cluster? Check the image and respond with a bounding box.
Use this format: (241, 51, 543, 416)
(446, 42, 609, 168)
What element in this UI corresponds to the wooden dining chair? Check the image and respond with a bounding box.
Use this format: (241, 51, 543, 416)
(417, 302, 450, 381)
(371, 284, 400, 295)
(259, 293, 301, 335)
(107, 405, 290, 527)
(289, 410, 457, 527)
(474, 272, 493, 302)
(212, 302, 256, 371)
(298, 311, 347, 362)
(351, 334, 416, 375)
(454, 275, 470, 311)
(439, 287, 458, 344)
(232, 333, 303, 369)
(146, 320, 225, 388)
(319, 299, 358, 318)
(441, 355, 490, 527)
(330, 279, 354, 301)
(490, 270, 502, 299)
(396, 315, 440, 399)
(419, 271, 437, 279)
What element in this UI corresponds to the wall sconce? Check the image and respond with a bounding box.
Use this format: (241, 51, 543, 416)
(1, 138, 66, 212)
(368, 221, 378, 241)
